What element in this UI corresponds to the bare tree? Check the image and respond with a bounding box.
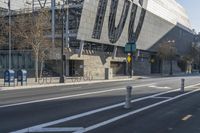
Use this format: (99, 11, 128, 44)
(13, 9, 51, 82)
(157, 43, 177, 60)
(0, 17, 7, 46)
(157, 42, 177, 75)
(190, 42, 200, 72)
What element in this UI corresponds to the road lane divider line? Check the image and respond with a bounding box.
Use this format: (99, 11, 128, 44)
(148, 85, 171, 89)
(74, 88, 200, 133)
(11, 83, 200, 133)
(0, 83, 155, 108)
(151, 96, 172, 99)
(28, 127, 84, 132)
(182, 115, 192, 121)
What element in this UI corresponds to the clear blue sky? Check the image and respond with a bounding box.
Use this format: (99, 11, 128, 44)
(178, 0, 200, 32)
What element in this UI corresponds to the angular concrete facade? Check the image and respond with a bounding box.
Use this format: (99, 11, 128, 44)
(77, 0, 193, 52)
(48, 0, 194, 79)
(0, 0, 195, 78)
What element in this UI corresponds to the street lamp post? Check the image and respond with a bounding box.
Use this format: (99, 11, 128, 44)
(126, 35, 136, 78)
(130, 43, 134, 78)
(8, 0, 11, 70)
(168, 40, 175, 75)
(59, 1, 68, 83)
(169, 48, 173, 75)
(60, 6, 65, 83)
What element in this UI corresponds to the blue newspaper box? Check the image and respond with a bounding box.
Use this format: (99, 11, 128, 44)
(17, 69, 27, 86)
(4, 70, 15, 86)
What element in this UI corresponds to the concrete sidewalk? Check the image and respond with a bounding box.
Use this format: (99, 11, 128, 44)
(1, 73, 198, 91)
(0, 76, 143, 91)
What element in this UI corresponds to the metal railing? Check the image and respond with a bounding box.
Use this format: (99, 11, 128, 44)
(71, 71, 93, 82)
(38, 70, 52, 84)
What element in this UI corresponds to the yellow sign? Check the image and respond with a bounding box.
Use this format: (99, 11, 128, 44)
(127, 55, 131, 63)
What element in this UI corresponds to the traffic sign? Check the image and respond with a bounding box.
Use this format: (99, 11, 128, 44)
(127, 55, 131, 63)
(125, 43, 136, 53)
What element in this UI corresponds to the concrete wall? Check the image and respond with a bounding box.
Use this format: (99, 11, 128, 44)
(161, 60, 182, 75)
(50, 48, 127, 79)
(133, 58, 151, 75)
(49, 48, 186, 77)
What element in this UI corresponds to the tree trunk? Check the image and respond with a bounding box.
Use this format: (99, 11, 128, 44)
(169, 59, 173, 75)
(40, 60, 44, 78)
(35, 54, 39, 82)
(161, 59, 164, 75)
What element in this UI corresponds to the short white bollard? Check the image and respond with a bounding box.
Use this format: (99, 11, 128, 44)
(124, 86, 133, 109)
(181, 79, 185, 92)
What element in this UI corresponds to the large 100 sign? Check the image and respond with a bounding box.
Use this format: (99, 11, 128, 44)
(77, 0, 148, 46)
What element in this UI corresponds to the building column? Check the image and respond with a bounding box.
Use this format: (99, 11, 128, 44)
(112, 46, 118, 59)
(79, 40, 84, 57)
(65, 60, 69, 76)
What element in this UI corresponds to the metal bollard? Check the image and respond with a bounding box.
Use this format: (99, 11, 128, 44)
(181, 79, 185, 92)
(124, 86, 133, 109)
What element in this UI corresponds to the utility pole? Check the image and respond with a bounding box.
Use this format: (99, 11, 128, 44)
(32, 0, 34, 12)
(130, 35, 136, 78)
(65, 0, 69, 48)
(168, 40, 175, 75)
(60, 5, 65, 83)
(125, 36, 136, 78)
(130, 44, 134, 78)
(59, 1, 68, 83)
(51, 0, 55, 47)
(8, 0, 11, 70)
(169, 47, 173, 75)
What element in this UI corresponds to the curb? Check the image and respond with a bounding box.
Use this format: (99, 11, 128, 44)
(0, 77, 141, 91)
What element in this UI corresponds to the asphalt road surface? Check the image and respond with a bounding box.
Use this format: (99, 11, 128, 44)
(0, 75, 200, 133)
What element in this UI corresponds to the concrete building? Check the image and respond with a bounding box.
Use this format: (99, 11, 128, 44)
(0, 0, 195, 79)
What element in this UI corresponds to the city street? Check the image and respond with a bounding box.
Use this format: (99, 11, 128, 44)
(1, 0, 200, 133)
(0, 76, 200, 133)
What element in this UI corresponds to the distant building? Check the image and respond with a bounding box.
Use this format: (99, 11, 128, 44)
(0, 7, 8, 16)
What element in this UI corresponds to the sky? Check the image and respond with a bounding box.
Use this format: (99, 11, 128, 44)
(178, 0, 200, 33)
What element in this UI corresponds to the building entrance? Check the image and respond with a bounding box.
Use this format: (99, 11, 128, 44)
(69, 60, 84, 76)
(111, 61, 126, 76)
(151, 55, 162, 74)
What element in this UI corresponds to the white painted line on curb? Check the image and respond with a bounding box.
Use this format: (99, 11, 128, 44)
(74, 88, 200, 133)
(0, 83, 155, 108)
(11, 83, 200, 133)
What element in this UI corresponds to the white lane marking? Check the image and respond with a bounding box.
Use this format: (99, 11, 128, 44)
(11, 83, 200, 133)
(182, 115, 192, 121)
(152, 96, 172, 99)
(0, 83, 155, 108)
(74, 88, 200, 133)
(61, 86, 82, 91)
(27, 127, 84, 132)
(149, 85, 171, 89)
(11, 88, 177, 133)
